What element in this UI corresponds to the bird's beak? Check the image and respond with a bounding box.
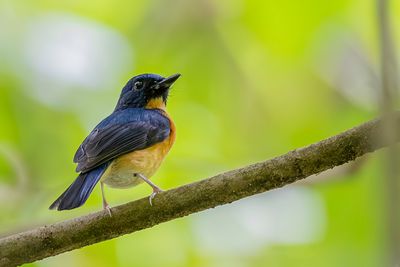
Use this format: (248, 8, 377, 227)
(155, 73, 181, 89)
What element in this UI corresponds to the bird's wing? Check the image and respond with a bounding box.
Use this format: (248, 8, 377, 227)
(73, 108, 170, 173)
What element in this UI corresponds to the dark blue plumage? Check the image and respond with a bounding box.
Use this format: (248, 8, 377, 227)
(49, 162, 109, 210)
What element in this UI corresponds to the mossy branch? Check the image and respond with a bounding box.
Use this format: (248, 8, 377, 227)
(1, 113, 400, 267)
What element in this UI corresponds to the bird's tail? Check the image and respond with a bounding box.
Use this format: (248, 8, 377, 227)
(49, 163, 109, 210)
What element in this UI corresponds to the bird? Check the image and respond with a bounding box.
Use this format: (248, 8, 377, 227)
(49, 73, 180, 214)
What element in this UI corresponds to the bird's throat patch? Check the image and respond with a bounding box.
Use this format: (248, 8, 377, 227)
(146, 97, 166, 110)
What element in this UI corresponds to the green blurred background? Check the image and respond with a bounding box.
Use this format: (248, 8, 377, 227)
(0, 0, 399, 266)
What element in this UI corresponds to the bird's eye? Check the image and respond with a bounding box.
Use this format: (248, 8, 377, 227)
(134, 81, 144, 91)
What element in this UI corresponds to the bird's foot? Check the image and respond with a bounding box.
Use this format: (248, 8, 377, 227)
(134, 173, 164, 206)
(149, 186, 164, 206)
(103, 203, 112, 217)
(101, 182, 112, 217)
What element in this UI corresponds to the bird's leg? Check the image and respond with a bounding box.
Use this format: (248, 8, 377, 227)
(134, 173, 163, 206)
(101, 182, 112, 217)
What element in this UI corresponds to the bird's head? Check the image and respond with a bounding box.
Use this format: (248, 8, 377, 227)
(115, 73, 180, 111)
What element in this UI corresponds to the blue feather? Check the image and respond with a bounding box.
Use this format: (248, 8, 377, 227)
(49, 162, 109, 210)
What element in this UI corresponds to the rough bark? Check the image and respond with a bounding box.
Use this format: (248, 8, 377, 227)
(1, 113, 399, 267)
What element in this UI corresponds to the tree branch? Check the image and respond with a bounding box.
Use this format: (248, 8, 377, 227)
(1, 113, 400, 266)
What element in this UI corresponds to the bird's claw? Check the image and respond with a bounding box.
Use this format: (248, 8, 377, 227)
(149, 187, 163, 206)
(103, 204, 112, 217)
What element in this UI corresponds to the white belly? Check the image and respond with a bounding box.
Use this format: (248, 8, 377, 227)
(102, 167, 144, 188)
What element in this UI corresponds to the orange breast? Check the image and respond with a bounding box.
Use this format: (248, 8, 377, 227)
(163, 111, 176, 148)
(145, 97, 176, 149)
